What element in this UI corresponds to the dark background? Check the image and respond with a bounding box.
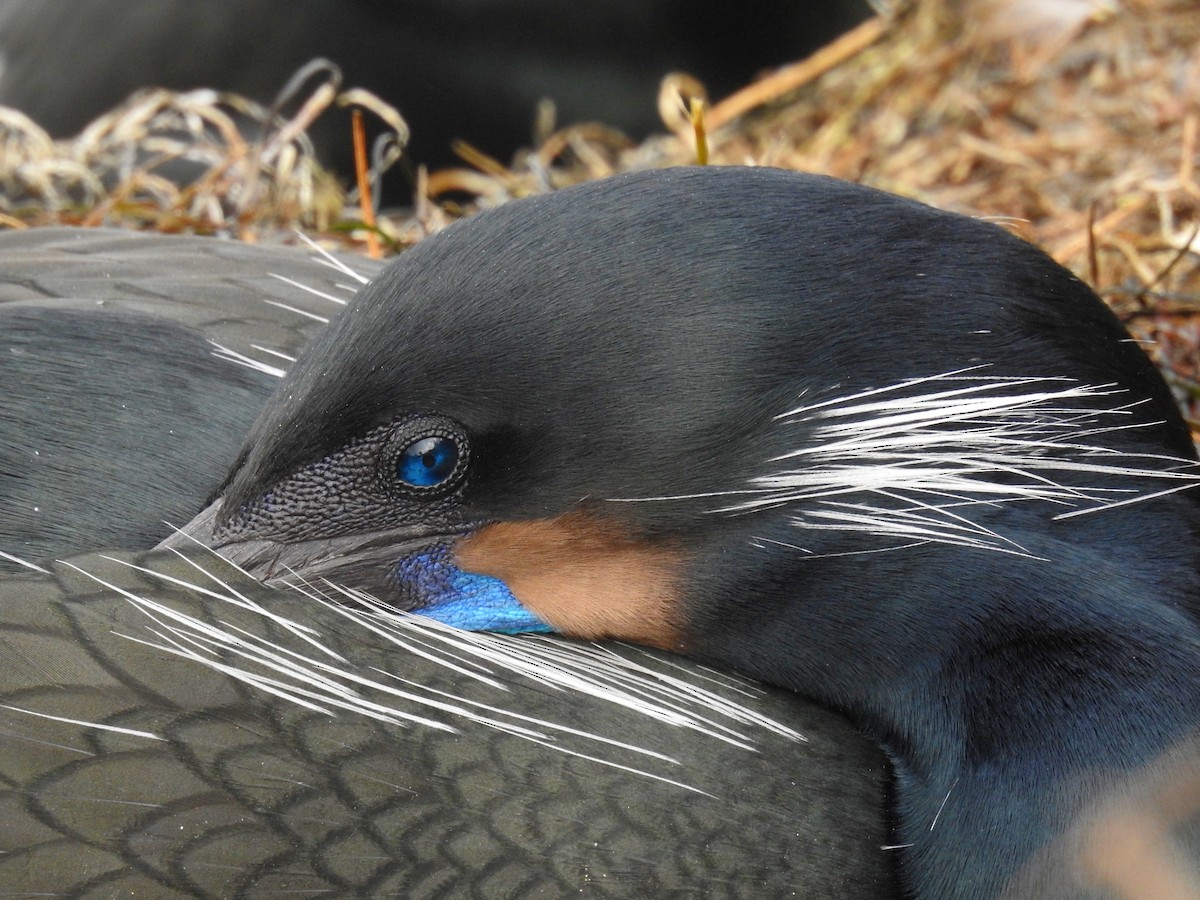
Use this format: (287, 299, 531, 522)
(0, 0, 872, 170)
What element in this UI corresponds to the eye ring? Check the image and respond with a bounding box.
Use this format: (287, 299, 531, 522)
(382, 416, 469, 494)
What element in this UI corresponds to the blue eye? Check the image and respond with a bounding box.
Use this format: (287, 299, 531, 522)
(397, 436, 460, 488)
(384, 415, 469, 494)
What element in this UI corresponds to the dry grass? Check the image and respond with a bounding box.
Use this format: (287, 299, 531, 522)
(0, 59, 402, 237)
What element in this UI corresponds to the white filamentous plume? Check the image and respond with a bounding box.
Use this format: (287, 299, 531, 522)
(612, 367, 1200, 558)
(735, 369, 1200, 556)
(208, 342, 292, 378)
(62, 548, 805, 796)
(210, 238, 366, 377)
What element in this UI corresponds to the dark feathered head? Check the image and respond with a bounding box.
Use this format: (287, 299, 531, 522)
(171, 166, 1200, 658)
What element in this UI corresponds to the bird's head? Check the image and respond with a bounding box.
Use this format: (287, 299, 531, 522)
(169, 166, 1199, 668)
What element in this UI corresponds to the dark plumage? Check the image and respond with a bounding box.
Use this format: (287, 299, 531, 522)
(181, 166, 1200, 897)
(0, 229, 349, 568)
(0, 226, 895, 897)
(1, 549, 891, 896)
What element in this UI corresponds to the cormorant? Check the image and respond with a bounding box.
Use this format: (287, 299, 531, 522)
(176, 166, 1200, 898)
(0, 224, 895, 896)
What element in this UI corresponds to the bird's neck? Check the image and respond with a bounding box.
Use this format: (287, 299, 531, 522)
(691, 539, 1200, 898)
(880, 602, 1200, 899)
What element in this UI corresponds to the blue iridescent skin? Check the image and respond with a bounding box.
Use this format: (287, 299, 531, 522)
(388, 432, 552, 634)
(397, 543, 553, 634)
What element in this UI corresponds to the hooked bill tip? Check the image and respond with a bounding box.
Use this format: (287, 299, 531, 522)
(157, 499, 223, 552)
(156, 503, 556, 636)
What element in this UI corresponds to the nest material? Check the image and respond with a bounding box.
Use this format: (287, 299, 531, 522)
(1, 0, 1198, 425)
(0, 60, 407, 236)
(427, 0, 1200, 432)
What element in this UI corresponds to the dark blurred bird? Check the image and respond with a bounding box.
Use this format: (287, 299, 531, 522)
(0, 229, 342, 566)
(0, 0, 871, 169)
(0, 225, 895, 897)
(180, 166, 1200, 898)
